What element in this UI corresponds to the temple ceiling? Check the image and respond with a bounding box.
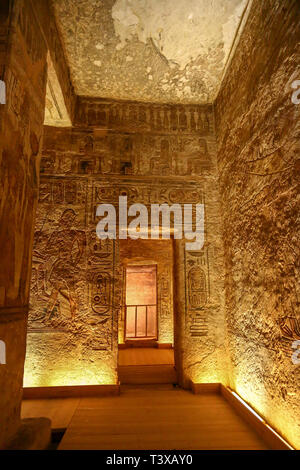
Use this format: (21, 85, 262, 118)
(52, 0, 249, 104)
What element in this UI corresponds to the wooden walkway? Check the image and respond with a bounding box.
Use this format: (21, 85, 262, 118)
(118, 348, 174, 366)
(118, 348, 176, 384)
(22, 385, 269, 450)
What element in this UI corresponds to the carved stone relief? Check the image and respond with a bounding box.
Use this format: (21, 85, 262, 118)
(185, 248, 210, 337)
(75, 100, 213, 135)
(41, 129, 214, 178)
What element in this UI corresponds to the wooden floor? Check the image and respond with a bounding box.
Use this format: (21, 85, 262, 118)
(118, 347, 176, 384)
(22, 385, 269, 450)
(22, 398, 80, 430)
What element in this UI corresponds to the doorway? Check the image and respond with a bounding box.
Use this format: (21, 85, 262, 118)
(125, 265, 157, 341)
(118, 239, 176, 384)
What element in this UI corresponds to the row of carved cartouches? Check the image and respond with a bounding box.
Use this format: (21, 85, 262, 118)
(76, 101, 212, 133)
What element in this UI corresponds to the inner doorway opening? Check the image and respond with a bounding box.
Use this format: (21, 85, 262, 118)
(125, 265, 157, 341)
(118, 239, 176, 385)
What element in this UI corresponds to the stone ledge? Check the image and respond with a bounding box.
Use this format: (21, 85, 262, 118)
(23, 384, 120, 399)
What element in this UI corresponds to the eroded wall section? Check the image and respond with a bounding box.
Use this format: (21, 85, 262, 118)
(215, 0, 300, 449)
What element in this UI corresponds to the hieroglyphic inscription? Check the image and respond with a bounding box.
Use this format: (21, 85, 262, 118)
(185, 248, 210, 337)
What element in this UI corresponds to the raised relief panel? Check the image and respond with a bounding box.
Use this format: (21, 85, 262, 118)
(29, 208, 87, 332)
(42, 121, 214, 178)
(278, 315, 300, 358)
(90, 272, 112, 316)
(88, 233, 114, 266)
(188, 267, 207, 314)
(30, 100, 214, 359)
(185, 249, 210, 338)
(30, 176, 117, 352)
(75, 100, 213, 135)
(6, 70, 24, 118)
(159, 267, 172, 320)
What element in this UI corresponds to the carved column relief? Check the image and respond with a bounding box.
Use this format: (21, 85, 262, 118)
(185, 249, 210, 338)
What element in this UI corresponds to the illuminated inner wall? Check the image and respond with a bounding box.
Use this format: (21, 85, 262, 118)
(215, 0, 300, 449)
(125, 265, 157, 340)
(119, 239, 174, 345)
(24, 101, 226, 388)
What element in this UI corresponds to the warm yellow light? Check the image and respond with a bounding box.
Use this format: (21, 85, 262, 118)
(24, 354, 117, 387)
(229, 388, 294, 450)
(231, 390, 265, 422)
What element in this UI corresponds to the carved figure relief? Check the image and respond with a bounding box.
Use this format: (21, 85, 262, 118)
(30, 102, 212, 353)
(29, 209, 86, 330)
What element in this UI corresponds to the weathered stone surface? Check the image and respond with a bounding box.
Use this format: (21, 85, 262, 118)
(0, 0, 48, 449)
(0, 0, 75, 449)
(215, 0, 300, 449)
(0, 313, 27, 449)
(52, 0, 248, 103)
(1, 0, 298, 452)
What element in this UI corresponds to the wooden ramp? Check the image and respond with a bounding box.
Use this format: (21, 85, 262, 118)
(118, 347, 177, 385)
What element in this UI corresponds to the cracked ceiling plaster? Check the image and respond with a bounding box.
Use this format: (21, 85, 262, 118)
(53, 0, 249, 104)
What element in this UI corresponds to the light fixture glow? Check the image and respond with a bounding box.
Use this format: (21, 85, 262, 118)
(229, 388, 295, 450)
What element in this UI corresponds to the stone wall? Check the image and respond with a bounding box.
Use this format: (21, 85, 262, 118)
(215, 0, 300, 449)
(0, 0, 76, 449)
(0, 0, 48, 449)
(24, 100, 226, 388)
(4, 0, 298, 452)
